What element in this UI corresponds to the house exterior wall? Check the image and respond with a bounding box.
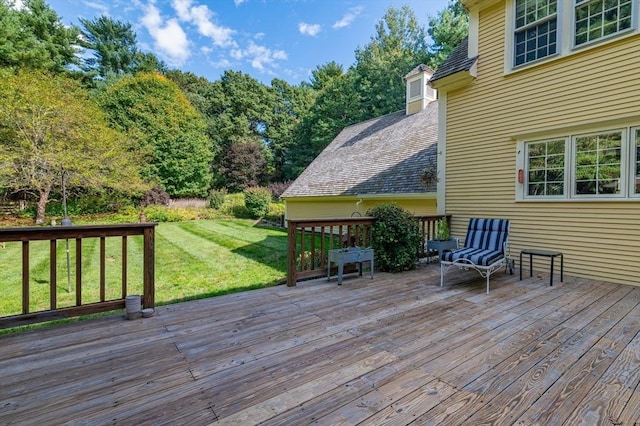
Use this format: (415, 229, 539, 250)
(441, 2, 640, 285)
(284, 196, 437, 220)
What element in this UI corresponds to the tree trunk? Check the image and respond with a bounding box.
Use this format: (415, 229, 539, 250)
(35, 186, 51, 225)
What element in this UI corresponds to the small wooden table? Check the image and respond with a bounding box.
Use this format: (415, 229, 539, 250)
(520, 248, 563, 286)
(327, 248, 374, 285)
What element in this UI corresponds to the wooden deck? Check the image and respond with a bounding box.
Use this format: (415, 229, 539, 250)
(1, 263, 640, 425)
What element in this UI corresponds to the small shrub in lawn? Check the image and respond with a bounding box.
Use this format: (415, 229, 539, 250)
(243, 187, 271, 218)
(367, 204, 421, 273)
(208, 189, 227, 209)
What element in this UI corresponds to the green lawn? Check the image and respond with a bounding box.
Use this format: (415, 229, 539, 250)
(0, 219, 288, 317)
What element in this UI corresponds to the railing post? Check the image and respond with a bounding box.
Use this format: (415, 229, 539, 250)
(287, 221, 297, 286)
(143, 226, 155, 309)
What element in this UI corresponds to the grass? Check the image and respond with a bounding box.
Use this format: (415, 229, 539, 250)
(0, 219, 288, 318)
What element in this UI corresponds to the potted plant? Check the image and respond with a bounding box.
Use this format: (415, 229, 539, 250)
(435, 218, 450, 241)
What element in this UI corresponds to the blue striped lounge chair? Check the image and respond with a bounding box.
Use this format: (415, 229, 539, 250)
(440, 218, 510, 294)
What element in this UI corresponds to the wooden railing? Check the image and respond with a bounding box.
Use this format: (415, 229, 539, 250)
(0, 223, 156, 329)
(286, 215, 450, 286)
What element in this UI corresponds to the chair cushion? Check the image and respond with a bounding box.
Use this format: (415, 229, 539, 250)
(464, 218, 509, 252)
(441, 247, 504, 267)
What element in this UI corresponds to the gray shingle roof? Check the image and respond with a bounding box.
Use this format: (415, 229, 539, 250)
(429, 38, 477, 83)
(282, 102, 438, 198)
(404, 64, 434, 79)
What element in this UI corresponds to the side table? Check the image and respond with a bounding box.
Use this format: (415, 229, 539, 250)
(519, 248, 563, 286)
(426, 239, 458, 264)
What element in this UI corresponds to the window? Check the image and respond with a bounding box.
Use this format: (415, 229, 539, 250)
(521, 126, 639, 200)
(575, 0, 633, 45)
(634, 128, 640, 195)
(574, 131, 622, 195)
(507, 0, 638, 71)
(527, 139, 566, 196)
(409, 80, 422, 98)
(514, 0, 558, 66)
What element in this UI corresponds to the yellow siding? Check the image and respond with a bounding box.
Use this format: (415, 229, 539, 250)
(284, 197, 436, 220)
(443, 2, 640, 286)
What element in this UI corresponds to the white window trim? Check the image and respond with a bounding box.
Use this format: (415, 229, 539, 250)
(516, 124, 640, 201)
(406, 76, 424, 102)
(571, 129, 626, 199)
(631, 127, 640, 199)
(505, 0, 639, 74)
(573, 0, 637, 49)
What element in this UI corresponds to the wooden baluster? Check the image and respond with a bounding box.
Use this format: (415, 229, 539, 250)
(50, 240, 57, 310)
(122, 236, 127, 298)
(75, 238, 82, 306)
(100, 237, 106, 302)
(310, 227, 316, 269)
(22, 241, 29, 314)
(320, 226, 326, 268)
(300, 228, 306, 270)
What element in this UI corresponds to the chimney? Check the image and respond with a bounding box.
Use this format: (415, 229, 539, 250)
(404, 64, 436, 115)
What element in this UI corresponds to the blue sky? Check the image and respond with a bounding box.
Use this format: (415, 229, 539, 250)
(48, 0, 453, 85)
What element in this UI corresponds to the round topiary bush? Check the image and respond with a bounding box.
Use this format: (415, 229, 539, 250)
(367, 204, 421, 273)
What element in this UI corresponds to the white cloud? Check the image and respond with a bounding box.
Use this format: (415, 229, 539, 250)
(234, 0, 247, 5)
(82, 1, 111, 16)
(332, 6, 363, 29)
(141, 1, 190, 65)
(298, 22, 321, 37)
(211, 58, 232, 68)
(231, 40, 286, 72)
(171, 0, 236, 48)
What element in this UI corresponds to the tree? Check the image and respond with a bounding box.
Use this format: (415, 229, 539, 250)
(308, 61, 344, 91)
(97, 72, 213, 197)
(427, 1, 469, 69)
(0, 0, 79, 72)
(288, 72, 362, 178)
(0, 69, 143, 224)
(78, 16, 139, 77)
(267, 78, 315, 182)
(207, 70, 275, 188)
(219, 141, 267, 193)
(353, 6, 429, 118)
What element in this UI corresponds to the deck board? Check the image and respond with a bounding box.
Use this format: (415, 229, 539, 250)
(1, 263, 639, 425)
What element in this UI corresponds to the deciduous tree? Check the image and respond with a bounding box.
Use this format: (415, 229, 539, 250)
(97, 72, 213, 197)
(0, 69, 143, 224)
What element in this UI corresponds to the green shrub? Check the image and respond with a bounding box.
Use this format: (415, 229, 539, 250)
(264, 202, 285, 224)
(367, 204, 421, 273)
(31, 193, 134, 216)
(208, 189, 227, 209)
(243, 187, 271, 218)
(142, 205, 196, 222)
